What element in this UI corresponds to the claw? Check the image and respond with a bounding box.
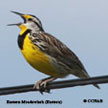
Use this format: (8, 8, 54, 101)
(33, 79, 50, 94)
(33, 77, 56, 94)
(33, 80, 42, 89)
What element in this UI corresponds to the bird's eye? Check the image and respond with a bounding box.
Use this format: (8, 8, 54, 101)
(28, 18, 32, 21)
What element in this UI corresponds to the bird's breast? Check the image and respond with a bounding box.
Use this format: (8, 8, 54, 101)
(20, 35, 59, 76)
(18, 29, 31, 49)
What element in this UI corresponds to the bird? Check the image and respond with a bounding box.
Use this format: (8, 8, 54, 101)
(8, 11, 100, 92)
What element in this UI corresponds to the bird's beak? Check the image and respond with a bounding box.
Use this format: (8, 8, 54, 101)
(7, 22, 22, 26)
(11, 11, 24, 16)
(11, 11, 26, 22)
(8, 11, 26, 26)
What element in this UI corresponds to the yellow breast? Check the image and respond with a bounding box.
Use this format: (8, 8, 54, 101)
(21, 35, 58, 76)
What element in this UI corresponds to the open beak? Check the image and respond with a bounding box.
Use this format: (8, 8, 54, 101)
(8, 11, 25, 26)
(11, 11, 24, 16)
(7, 23, 22, 26)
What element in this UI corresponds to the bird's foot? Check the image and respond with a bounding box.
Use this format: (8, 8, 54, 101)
(33, 79, 50, 94)
(33, 77, 56, 94)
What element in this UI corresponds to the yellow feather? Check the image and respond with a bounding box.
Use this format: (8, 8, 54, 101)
(21, 35, 59, 76)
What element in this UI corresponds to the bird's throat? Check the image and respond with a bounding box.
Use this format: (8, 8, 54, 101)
(19, 25, 27, 35)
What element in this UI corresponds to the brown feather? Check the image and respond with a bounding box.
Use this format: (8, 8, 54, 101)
(30, 32, 86, 71)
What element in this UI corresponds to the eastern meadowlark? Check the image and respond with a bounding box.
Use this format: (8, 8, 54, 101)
(8, 11, 100, 92)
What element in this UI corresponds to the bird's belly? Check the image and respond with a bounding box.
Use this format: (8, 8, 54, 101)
(21, 36, 63, 77)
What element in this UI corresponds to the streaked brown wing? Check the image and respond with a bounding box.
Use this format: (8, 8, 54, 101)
(30, 32, 86, 71)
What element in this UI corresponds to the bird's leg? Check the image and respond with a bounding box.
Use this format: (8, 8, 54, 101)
(33, 77, 57, 94)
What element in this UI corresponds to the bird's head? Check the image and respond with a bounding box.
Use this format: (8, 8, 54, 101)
(8, 11, 44, 34)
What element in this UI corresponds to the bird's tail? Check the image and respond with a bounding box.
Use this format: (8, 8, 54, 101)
(76, 70, 100, 89)
(93, 84, 100, 89)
